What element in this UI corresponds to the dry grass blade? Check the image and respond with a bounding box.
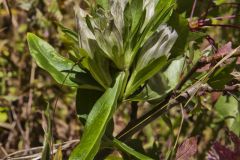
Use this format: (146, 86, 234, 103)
(3, 140, 79, 160)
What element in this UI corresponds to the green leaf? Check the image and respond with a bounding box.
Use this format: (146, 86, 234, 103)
(85, 47, 113, 88)
(105, 156, 123, 160)
(0, 107, 8, 122)
(111, 0, 127, 35)
(135, 25, 177, 70)
(127, 73, 170, 104)
(27, 33, 83, 87)
(112, 138, 154, 160)
(124, 24, 177, 98)
(130, 0, 143, 34)
(125, 56, 167, 98)
(75, 7, 113, 88)
(96, 0, 109, 10)
(215, 96, 239, 127)
(163, 58, 185, 88)
(69, 72, 126, 160)
(57, 23, 78, 43)
(94, 27, 125, 69)
(75, 7, 96, 58)
(231, 113, 240, 136)
(208, 61, 236, 89)
(126, 0, 175, 67)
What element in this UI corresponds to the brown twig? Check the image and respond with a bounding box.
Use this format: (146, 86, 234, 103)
(0, 122, 13, 130)
(10, 106, 27, 147)
(3, 140, 79, 160)
(117, 82, 203, 141)
(25, 61, 36, 150)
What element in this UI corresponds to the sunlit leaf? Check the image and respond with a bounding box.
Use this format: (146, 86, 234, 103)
(111, 0, 127, 35)
(27, 33, 83, 87)
(112, 138, 154, 160)
(69, 72, 126, 160)
(125, 56, 167, 98)
(125, 25, 177, 98)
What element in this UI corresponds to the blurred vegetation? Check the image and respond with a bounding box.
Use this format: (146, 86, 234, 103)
(0, 0, 82, 158)
(0, 0, 240, 159)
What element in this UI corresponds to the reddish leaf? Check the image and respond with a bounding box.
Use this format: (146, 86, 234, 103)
(197, 42, 233, 72)
(196, 63, 211, 72)
(236, 57, 240, 64)
(212, 142, 236, 160)
(215, 42, 232, 56)
(176, 137, 198, 160)
(228, 131, 240, 154)
(207, 130, 240, 160)
(211, 92, 222, 105)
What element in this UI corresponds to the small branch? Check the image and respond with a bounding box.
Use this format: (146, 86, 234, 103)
(10, 106, 26, 147)
(190, 0, 197, 20)
(117, 47, 240, 142)
(130, 102, 138, 121)
(25, 61, 36, 149)
(175, 61, 200, 91)
(172, 104, 184, 158)
(0, 122, 13, 130)
(117, 82, 203, 141)
(0, 145, 8, 157)
(176, 48, 240, 91)
(3, 0, 12, 24)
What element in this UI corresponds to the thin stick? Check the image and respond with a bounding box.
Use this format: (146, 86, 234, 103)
(3, 140, 79, 160)
(0, 145, 8, 157)
(117, 46, 240, 141)
(172, 104, 184, 158)
(51, 59, 81, 157)
(204, 24, 240, 30)
(190, 0, 197, 20)
(3, 0, 12, 24)
(25, 61, 36, 149)
(0, 122, 13, 130)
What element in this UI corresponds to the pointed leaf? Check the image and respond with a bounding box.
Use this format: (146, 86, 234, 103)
(136, 25, 177, 70)
(126, 0, 175, 67)
(215, 95, 238, 128)
(69, 72, 126, 160)
(125, 56, 167, 98)
(27, 33, 83, 87)
(208, 61, 236, 89)
(75, 7, 96, 58)
(111, 0, 127, 35)
(130, 0, 143, 33)
(112, 138, 154, 160)
(163, 58, 185, 88)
